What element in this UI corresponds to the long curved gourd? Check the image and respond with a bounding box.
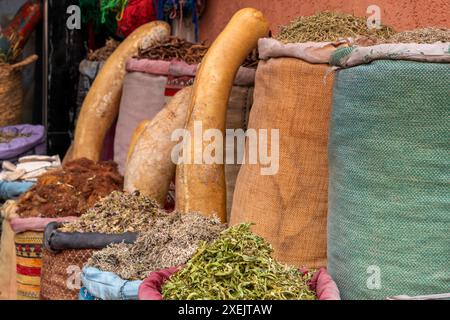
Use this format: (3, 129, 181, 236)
(125, 87, 193, 205)
(72, 21, 170, 161)
(175, 8, 269, 222)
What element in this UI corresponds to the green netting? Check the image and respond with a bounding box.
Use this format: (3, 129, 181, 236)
(327, 58, 450, 300)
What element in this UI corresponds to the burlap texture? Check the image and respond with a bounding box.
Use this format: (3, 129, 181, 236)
(230, 58, 333, 268)
(225, 86, 253, 220)
(40, 248, 96, 300)
(0, 221, 17, 299)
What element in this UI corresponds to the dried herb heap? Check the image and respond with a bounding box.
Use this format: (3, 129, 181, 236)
(0, 130, 31, 143)
(387, 27, 450, 44)
(87, 38, 121, 61)
(16, 158, 123, 218)
(59, 191, 161, 233)
(87, 213, 226, 280)
(276, 12, 395, 43)
(137, 37, 209, 65)
(162, 223, 316, 300)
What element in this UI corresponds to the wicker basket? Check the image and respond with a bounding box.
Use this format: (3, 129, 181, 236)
(40, 248, 97, 300)
(14, 230, 44, 300)
(0, 55, 38, 126)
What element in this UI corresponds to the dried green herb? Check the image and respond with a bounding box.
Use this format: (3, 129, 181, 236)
(276, 11, 395, 43)
(86, 213, 226, 280)
(387, 27, 450, 43)
(162, 223, 317, 300)
(59, 191, 160, 233)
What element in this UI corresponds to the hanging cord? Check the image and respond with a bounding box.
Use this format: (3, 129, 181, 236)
(178, 0, 185, 37)
(100, 0, 127, 23)
(116, 0, 128, 21)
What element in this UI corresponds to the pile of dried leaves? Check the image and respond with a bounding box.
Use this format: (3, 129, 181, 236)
(137, 36, 208, 65)
(162, 223, 317, 300)
(86, 213, 226, 280)
(87, 38, 121, 61)
(16, 158, 123, 218)
(276, 12, 395, 43)
(59, 191, 161, 233)
(387, 27, 450, 43)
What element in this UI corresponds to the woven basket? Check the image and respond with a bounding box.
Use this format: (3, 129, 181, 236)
(14, 230, 44, 300)
(0, 55, 38, 126)
(40, 248, 97, 300)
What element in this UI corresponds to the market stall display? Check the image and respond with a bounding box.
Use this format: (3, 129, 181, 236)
(327, 43, 450, 299)
(175, 8, 270, 222)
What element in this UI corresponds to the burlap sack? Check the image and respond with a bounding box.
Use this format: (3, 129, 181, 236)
(40, 248, 96, 300)
(0, 221, 17, 300)
(225, 86, 253, 220)
(230, 57, 334, 269)
(114, 72, 169, 174)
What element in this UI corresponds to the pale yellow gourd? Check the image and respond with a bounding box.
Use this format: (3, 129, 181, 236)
(72, 21, 171, 161)
(125, 87, 193, 205)
(175, 8, 269, 222)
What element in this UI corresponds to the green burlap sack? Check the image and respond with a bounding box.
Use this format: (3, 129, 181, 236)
(327, 45, 450, 300)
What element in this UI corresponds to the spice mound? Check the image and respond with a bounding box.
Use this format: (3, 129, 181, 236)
(276, 11, 395, 43)
(137, 36, 209, 65)
(162, 223, 316, 300)
(59, 191, 161, 233)
(87, 38, 121, 61)
(387, 27, 450, 43)
(86, 213, 226, 280)
(16, 158, 123, 218)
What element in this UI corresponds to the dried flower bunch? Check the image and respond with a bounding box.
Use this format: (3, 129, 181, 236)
(87, 212, 226, 280)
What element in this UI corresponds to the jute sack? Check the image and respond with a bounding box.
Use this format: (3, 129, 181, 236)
(114, 59, 196, 174)
(327, 44, 450, 299)
(0, 220, 16, 299)
(230, 39, 342, 268)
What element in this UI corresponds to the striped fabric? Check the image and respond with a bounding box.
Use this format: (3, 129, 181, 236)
(14, 231, 43, 300)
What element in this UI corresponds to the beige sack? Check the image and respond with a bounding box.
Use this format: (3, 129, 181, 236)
(230, 57, 334, 269)
(0, 221, 17, 300)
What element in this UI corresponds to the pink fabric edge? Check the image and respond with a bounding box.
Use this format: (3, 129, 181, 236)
(138, 266, 340, 300)
(9, 216, 79, 233)
(126, 58, 256, 86)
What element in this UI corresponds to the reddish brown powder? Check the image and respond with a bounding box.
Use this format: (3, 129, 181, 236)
(16, 158, 123, 218)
